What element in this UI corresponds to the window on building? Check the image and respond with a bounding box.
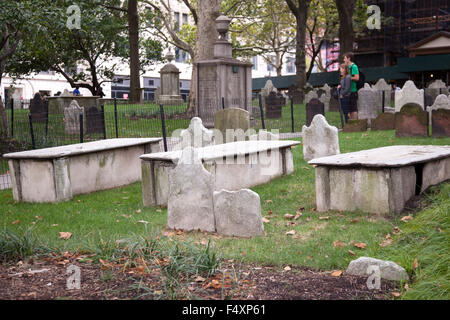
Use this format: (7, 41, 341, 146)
(266, 59, 275, 72)
(149, 79, 154, 86)
(286, 57, 296, 73)
(175, 48, 189, 63)
(252, 56, 258, 70)
(182, 13, 188, 25)
(174, 12, 180, 31)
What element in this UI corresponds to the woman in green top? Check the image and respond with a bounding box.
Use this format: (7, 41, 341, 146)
(343, 52, 359, 120)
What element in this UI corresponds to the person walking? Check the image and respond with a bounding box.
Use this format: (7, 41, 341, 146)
(338, 63, 351, 123)
(343, 52, 359, 120)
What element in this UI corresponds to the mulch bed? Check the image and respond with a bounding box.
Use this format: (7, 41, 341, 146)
(0, 258, 398, 300)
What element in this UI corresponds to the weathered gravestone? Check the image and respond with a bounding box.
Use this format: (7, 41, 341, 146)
(213, 189, 264, 238)
(317, 89, 326, 99)
(167, 147, 215, 232)
(63, 100, 84, 134)
(86, 106, 105, 134)
(395, 103, 428, 137)
(305, 98, 325, 127)
(395, 80, 424, 112)
(373, 78, 392, 109)
(302, 114, 340, 162)
(371, 113, 396, 131)
(180, 117, 214, 148)
(305, 90, 319, 104)
(343, 119, 368, 132)
(30, 93, 48, 122)
(357, 85, 380, 121)
(261, 80, 277, 113)
(429, 94, 450, 137)
(214, 107, 251, 143)
(265, 91, 283, 119)
(426, 79, 450, 105)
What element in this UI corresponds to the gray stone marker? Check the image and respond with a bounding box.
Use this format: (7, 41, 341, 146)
(358, 85, 381, 121)
(214, 107, 251, 143)
(346, 257, 409, 281)
(373, 78, 392, 109)
(86, 106, 104, 134)
(395, 103, 429, 138)
(309, 145, 450, 215)
(261, 80, 277, 113)
(30, 93, 48, 122)
(63, 100, 84, 134)
(305, 90, 319, 104)
(180, 117, 214, 148)
(429, 95, 450, 137)
(426, 79, 450, 105)
(395, 80, 424, 112)
(305, 98, 325, 127)
(265, 91, 283, 119)
(213, 189, 264, 238)
(302, 114, 340, 162)
(157, 51, 184, 105)
(167, 147, 215, 232)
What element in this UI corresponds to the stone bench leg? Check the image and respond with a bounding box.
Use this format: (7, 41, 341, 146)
(53, 158, 73, 202)
(142, 160, 175, 207)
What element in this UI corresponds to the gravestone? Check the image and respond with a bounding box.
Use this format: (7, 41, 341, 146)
(167, 147, 215, 232)
(395, 103, 428, 138)
(329, 87, 340, 112)
(261, 80, 277, 112)
(86, 106, 104, 134)
(429, 94, 450, 137)
(343, 119, 368, 132)
(373, 78, 392, 109)
(302, 114, 340, 162)
(213, 189, 264, 238)
(317, 89, 326, 98)
(157, 51, 184, 105)
(305, 91, 319, 104)
(357, 86, 380, 120)
(63, 100, 84, 134)
(395, 80, 424, 112)
(30, 93, 48, 122)
(371, 113, 396, 131)
(426, 79, 449, 105)
(304, 83, 314, 94)
(288, 85, 304, 104)
(319, 93, 330, 112)
(214, 107, 251, 143)
(180, 117, 214, 148)
(61, 89, 73, 97)
(265, 92, 283, 119)
(306, 98, 325, 127)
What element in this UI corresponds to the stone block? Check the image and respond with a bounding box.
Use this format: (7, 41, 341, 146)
(432, 109, 450, 137)
(371, 113, 395, 131)
(302, 114, 340, 162)
(422, 157, 450, 193)
(395, 103, 429, 137)
(346, 257, 409, 281)
(343, 119, 368, 132)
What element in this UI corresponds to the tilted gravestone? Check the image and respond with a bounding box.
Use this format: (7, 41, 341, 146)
(306, 98, 325, 127)
(371, 113, 396, 131)
(429, 94, 450, 137)
(214, 107, 251, 143)
(86, 106, 105, 134)
(30, 93, 48, 123)
(265, 91, 284, 119)
(63, 100, 84, 134)
(395, 80, 424, 112)
(395, 103, 428, 138)
(343, 119, 368, 132)
(302, 114, 340, 162)
(167, 147, 215, 232)
(213, 189, 264, 238)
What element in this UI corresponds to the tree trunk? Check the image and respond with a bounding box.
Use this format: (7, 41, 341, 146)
(0, 68, 9, 137)
(186, 0, 221, 115)
(335, 0, 356, 62)
(128, 0, 141, 103)
(295, 0, 309, 89)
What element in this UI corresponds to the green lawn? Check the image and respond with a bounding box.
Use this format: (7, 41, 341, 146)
(0, 130, 449, 299)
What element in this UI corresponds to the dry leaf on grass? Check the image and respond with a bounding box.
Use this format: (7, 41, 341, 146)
(284, 266, 291, 271)
(284, 214, 295, 220)
(333, 240, 347, 248)
(412, 258, 419, 271)
(391, 292, 402, 297)
(11, 220, 20, 225)
(331, 270, 343, 277)
(319, 216, 330, 220)
(266, 200, 273, 204)
(400, 215, 413, 222)
(59, 232, 72, 240)
(354, 242, 367, 249)
(348, 250, 355, 256)
(285, 230, 296, 236)
(262, 217, 270, 223)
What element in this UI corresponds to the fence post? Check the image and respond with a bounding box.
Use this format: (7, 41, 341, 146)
(10, 98, 14, 137)
(258, 94, 266, 130)
(382, 90, 385, 113)
(101, 105, 107, 140)
(290, 98, 295, 133)
(79, 113, 84, 143)
(222, 97, 225, 110)
(28, 114, 36, 149)
(160, 104, 168, 152)
(114, 98, 119, 138)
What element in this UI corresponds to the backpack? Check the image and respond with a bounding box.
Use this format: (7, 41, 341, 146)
(351, 64, 365, 90)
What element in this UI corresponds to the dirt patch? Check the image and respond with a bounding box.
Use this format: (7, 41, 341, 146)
(0, 259, 398, 300)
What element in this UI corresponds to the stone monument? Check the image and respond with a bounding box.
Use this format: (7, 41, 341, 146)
(395, 103, 428, 137)
(305, 98, 325, 127)
(196, 15, 253, 127)
(428, 94, 450, 137)
(373, 78, 392, 109)
(63, 100, 84, 134)
(30, 93, 48, 122)
(157, 51, 184, 105)
(265, 91, 283, 119)
(302, 114, 340, 162)
(214, 107, 251, 143)
(395, 80, 424, 112)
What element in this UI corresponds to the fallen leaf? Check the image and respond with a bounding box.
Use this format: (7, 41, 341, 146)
(298, 207, 305, 211)
(284, 214, 295, 220)
(135, 209, 142, 214)
(137, 220, 149, 225)
(11, 220, 20, 225)
(156, 209, 162, 213)
(354, 242, 367, 249)
(285, 230, 296, 236)
(302, 166, 311, 170)
(51, 224, 58, 227)
(267, 210, 273, 215)
(401, 215, 413, 222)
(262, 217, 270, 223)
(294, 212, 303, 219)
(176, 230, 183, 236)
(380, 239, 393, 247)
(306, 217, 311, 222)
(59, 232, 72, 240)
(284, 266, 291, 271)
(266, 200, 273, 204)
(319, 216, 329, 220)
(351, 219, 359, 223)
(35, 216, 43, 220)
(331, 270, 343, 277)
(391, 292, 401, 297)
(286, 222, 296, 227)
(412, 258, 418, 271)
(194, 276, 206, 283)
(348, 250, 355, 256)
(162, 231, 175, 237)
(333, 240, 347, 248)
(386, 233, 392, 239)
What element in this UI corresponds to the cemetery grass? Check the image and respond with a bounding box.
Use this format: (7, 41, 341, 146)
(0, 130, 449, 299)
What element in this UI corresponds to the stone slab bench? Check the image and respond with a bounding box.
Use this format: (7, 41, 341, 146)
(140, 140, 300, 207)
(3, 138, 162, 203)
(309, 145, 450, 215)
